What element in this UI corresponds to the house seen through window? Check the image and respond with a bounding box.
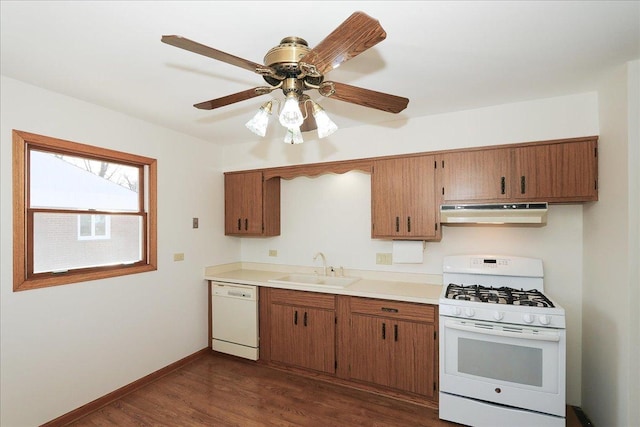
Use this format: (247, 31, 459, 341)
(78, 214, 111, 240)
(13, 130, 157, 291)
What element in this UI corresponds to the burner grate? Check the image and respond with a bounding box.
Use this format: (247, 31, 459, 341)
(446, 283, 555, 308)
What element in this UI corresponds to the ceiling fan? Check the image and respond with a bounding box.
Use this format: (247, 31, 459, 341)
(161, 11, 409, 142)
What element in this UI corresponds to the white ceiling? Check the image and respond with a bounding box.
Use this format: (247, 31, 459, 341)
(1, 1, 638, 145)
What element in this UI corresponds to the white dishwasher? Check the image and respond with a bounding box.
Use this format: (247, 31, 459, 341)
(211, 281, 259, 360)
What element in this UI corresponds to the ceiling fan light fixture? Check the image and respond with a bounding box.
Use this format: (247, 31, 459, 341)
(279, 92, 304, 128)
(245, 101, 273, 137)
(311, 101, 338, 139)
(284, 126, 304, 144)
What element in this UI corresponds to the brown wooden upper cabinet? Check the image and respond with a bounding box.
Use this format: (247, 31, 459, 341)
(224, 171, 280, 236)
(511, 138, 598, 202)
(440, 137, 598, 204)
(371, 155, 440, 240)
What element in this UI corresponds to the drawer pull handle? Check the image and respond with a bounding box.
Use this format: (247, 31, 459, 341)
(394, 324, 398, 341)
(294, 310, 298, 325)
(237, 218, 241, 230)
(382, 322, 386, 340)
(381, 307, 399, 313)
(407, 216, 411, 233)
(395, 217, 400, 232)
(244, 218, 248, 231)
(303, 311, 308, 327)
(500, 176, 506, 194)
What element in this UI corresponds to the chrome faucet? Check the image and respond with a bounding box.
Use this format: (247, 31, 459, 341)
(313, 252, 327, 276)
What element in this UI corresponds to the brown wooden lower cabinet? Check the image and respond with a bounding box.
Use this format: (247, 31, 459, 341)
(259, 288, 438, 405)
(348, 297, 437, 400)
(350, 314, 435, 397)
(265, 288, 336, 374)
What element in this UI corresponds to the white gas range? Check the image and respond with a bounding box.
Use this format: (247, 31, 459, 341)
(438, 255, 566, 427)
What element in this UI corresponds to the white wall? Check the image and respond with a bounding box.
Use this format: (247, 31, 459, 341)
(227, 92, 601, 406)
(582, 60, 639, 427)
(628, 60, 640, 426)
(0, 76, 240, 426)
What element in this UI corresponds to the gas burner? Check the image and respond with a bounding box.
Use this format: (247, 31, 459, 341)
(445, 283, 555, 308)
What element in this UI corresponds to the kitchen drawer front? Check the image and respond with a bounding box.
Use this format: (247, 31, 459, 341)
(350, 297, 435, 322)
(270, 288, 336, 310)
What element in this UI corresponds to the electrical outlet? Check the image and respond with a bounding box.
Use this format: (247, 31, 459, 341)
(173, 253, 185, 262)
(192, 218, 199, 229)
(376, 253, 392, 265)
(268, 249, 277, 257)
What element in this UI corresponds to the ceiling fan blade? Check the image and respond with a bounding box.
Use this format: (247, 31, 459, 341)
(194, 87, 273, 110)
(320, 81, 409, 114)
(300, 11, 387, 76)
(162, 35, 269, 75)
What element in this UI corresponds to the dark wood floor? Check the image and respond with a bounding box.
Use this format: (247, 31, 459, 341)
(70, 352, 458, 426)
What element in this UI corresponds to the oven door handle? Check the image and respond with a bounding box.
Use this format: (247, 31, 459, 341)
(444, 319, 561, 342)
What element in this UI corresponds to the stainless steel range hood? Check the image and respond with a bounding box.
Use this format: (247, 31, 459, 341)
(440, 202, 548, 225)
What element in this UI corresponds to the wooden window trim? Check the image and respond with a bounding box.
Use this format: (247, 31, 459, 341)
(12, 130, 157, 291)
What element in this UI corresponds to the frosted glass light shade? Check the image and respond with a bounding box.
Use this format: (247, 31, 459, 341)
(284, 127, 304, 144)
(312, 103, 338, 138)
(278, 93, 304, 128)
(245, 101, 273, 137)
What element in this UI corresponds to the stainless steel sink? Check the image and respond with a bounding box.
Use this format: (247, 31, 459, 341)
(268, 273, 359, 289)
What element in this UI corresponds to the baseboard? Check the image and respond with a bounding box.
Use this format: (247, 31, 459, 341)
(570, 406, 595, 427)
(41, 348, 211, 427)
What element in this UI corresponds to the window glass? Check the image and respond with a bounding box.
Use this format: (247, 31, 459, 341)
(30, 150, 140, 211)
(34, 213, 141, 273)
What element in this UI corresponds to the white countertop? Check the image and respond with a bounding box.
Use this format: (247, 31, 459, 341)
(204, 264, 443, 305)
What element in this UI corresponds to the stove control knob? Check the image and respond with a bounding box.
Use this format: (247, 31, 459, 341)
(452, 307, 462, 316)
(464, 308, 475, 317)
(539, 315, 551, 325)
(523, 313, 535, 324)
(493, 311, 504, 321)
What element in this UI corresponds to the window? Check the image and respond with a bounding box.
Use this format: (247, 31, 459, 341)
(13, 130, 157, 291)
(78, 214, 111, 240)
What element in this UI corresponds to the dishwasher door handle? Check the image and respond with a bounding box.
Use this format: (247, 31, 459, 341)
(227, 290, 250, 298)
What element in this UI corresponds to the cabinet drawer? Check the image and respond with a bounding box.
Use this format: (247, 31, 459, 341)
(270, 288, 336, 310)
(350, 297, 435, 322)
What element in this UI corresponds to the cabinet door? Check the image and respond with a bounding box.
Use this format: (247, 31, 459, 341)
(404, 156, 438, 238)
(513, 140, 598, 202)
(224, 171, 264, 235)
(441, 148, 511, 202)
(392, 320, 435, 398)
(349, 314, 393, 388)
(371, 156, 438, 239)
(371, 158, 404, 237)
(299, 307, 336, 374)
(270, 303, 305, 368)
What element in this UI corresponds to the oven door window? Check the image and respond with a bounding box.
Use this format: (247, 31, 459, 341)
(459, 338, 542, 386)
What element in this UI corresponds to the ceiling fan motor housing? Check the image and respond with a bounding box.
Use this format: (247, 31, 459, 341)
(262, 37, 322, 88)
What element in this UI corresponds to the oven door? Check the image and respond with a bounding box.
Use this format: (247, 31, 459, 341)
(439, 316, 566, 417)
